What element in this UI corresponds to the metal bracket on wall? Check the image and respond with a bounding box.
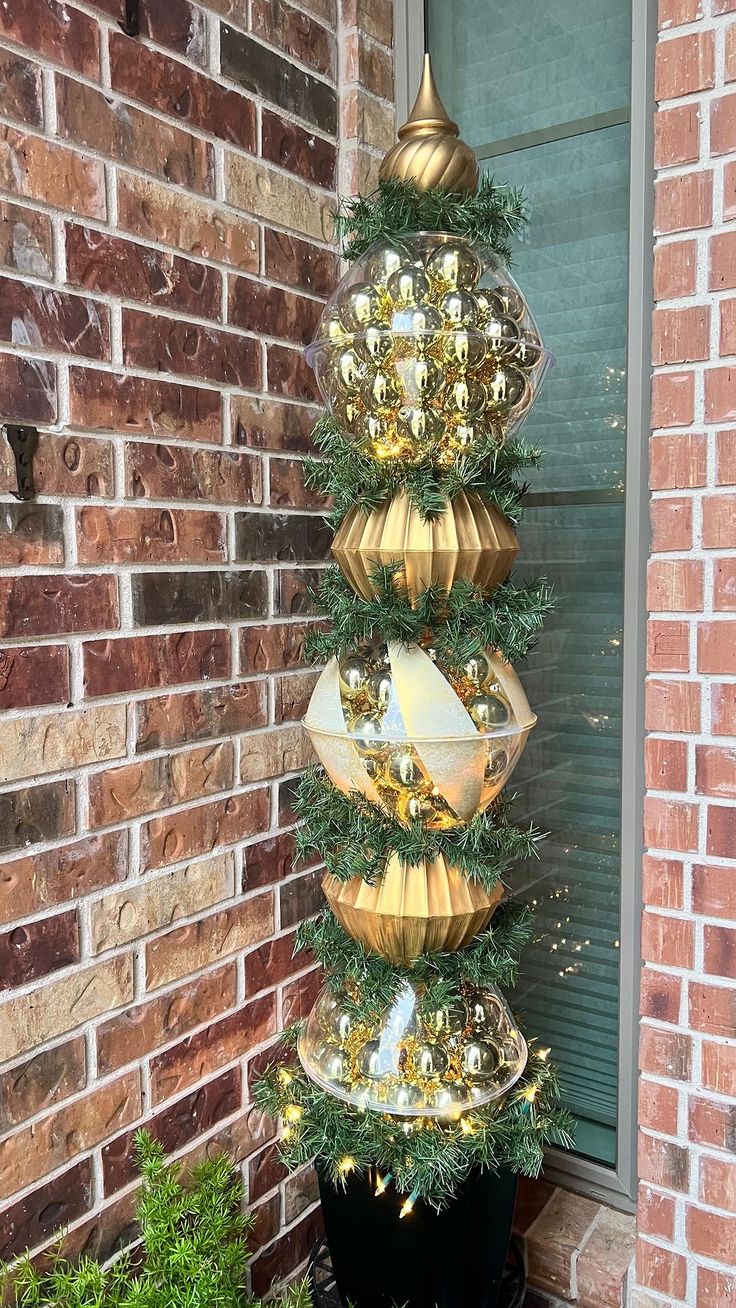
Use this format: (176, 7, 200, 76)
(4, 424, 39, 501)
(120, 0, 140, 37)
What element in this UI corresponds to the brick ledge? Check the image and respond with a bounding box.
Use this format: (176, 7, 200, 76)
(513, 1177, 636, 1307)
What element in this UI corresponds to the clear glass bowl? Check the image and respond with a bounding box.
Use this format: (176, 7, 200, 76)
(305, 232, 553, 461)
(304, 639, 536, 829)
(298, 978, 528, 1118)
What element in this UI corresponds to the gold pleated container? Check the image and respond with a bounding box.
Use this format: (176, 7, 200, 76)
(323, 854, 504, 964)
(333, 489, 518, 606)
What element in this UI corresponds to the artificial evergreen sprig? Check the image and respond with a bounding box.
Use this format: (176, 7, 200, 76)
(296, 902, 533, 1025)
(304, 567, 553, 669)
(305, 416, 541, 524)
(254, 1048, 573, 1209)
(293, 767, 542, 891)
(334, 177, 527, 265)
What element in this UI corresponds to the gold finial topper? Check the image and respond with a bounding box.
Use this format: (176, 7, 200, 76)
(379, 53, 479, 196)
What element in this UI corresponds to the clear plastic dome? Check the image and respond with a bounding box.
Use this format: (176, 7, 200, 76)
(305, 232, 553, 461)
(304, 639, 536, 829)
(298, 979, 528, 1118)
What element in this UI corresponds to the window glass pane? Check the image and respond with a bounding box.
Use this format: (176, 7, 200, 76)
(513, 503, 625, 1166)
(487, 126, 630, 492)
(427, 0, 632, 1168)
(427, 0, 631, 142)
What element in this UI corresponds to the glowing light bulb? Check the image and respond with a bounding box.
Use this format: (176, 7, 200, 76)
(537, 1048, 551, 1062)
(524, 1084, 540, 1104)
(460, 1116, 476, 1136)
(283, 1103, 303, 1124)
(278, 1068, 293, 1086)
(338, 1156, 356, 1177)
(282, 1126, 292, 1141)
(375, 1172, 392, 1197)
(399, 1191, 418, 1219)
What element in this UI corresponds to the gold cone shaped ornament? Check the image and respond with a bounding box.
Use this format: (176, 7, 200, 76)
(324, 855, 504, 964)
(333, 490, 519, 607)
(380, 53, 479, 195)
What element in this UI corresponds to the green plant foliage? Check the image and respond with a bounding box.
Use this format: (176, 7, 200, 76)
(254, 1047, 573, 1209)
(5, 1133, 311, 1308)
(334, 177, 527, 265)
(297, 902, 533, 1024)
(293, 767, 542, 891)
(305, 416, 541, 524)
(304, 566, 553, 669)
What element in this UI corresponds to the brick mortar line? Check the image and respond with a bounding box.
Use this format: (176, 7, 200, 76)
(0, 24, 342, 143)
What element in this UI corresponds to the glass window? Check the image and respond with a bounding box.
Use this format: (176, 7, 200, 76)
(427, 0, 633, 1168)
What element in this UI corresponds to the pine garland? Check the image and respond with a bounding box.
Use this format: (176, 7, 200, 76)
(254, 1044, 573, 1209)
(297, 902, 533, 1025)
(304, 566, 553, 669)
(305, 416, 541, 525)
(334, 177, 527, 265)
(293, 767, 542, 891)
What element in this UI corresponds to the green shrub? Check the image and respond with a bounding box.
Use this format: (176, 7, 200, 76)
(5, 1131, 311, 1308)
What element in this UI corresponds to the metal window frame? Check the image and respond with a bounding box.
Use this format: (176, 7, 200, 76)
(396, 0, 655, 1211)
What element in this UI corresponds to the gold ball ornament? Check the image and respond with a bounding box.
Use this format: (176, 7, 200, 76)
(484, 313, 520, 358)
(397, 355, 443, 404)
(338, 654, 370, 696)
(447, 376, 487, 419)
(484, 364, 525, 416)
(513, 329, 543, 370)
(352, 712, 388, 756)
(391, 302, 443, 337)
(387, 264, 431, 306)
(367, 667, 392, 709)
(362, 368, 402, 410)
(378, 54, 479, 195)
(442, 329, 487, 370)
(355, 324, 394, 364)
(426, 242, 482, 291)
(468, 691, 512, 730)
(340, 282, 387, 332)
(333, 347, 365, 392)
(461, 1039, 502, 1080)
(386, 746, 425, 790)
(438, 289, 480, 327)
(363, 240, 411, 285)
(415, 1043, 449, 1076)
(493, 284, 525, 322)
(397, 405, 443, 445)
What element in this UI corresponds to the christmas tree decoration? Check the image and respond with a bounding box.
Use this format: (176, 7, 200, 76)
(306, 230, 552, 463)
(332, 488, 519, 605)
(323, 853, 504, 964)
(304, 639, 536, 828)
(298, 976, 527, 1117)
(254, 52, 572, 1308)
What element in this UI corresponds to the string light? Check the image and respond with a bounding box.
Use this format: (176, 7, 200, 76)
(277, 1068, 293, 1087)
(399, 1190, 419, 1219)
(537, 1048, 551, 1062)
(459, 1116, 476, 1135)
(524, 1084, 540, 1104)
(282, 1126, 292, 1142)
(283, 1103, 303, 1124)
(375, 1172, 392, 1196)
(338, 1156, 356, 1177)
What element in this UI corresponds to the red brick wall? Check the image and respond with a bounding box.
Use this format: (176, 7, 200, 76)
(0, 0, 393, 1290)
(636, 2, 736, 1305)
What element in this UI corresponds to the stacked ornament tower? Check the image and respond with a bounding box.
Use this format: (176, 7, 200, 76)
(256, 58, 572, 1308)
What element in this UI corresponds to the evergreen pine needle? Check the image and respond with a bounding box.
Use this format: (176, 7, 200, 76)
(334, 177, 527, 265)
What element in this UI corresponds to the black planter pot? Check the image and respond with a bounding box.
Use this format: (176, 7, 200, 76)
(316, 1162, 518, 1308)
